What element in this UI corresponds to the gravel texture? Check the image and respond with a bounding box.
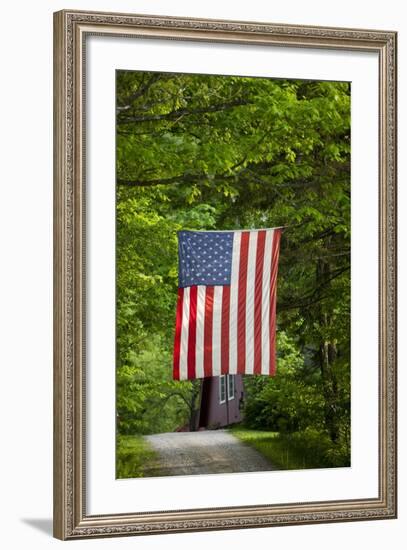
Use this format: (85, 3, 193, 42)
(144, 429, 276, 476)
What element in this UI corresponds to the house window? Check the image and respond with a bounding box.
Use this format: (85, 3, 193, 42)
(219, 375, 226, 404)
(219, 375, 235, 404)
(227, 374, 235, 400)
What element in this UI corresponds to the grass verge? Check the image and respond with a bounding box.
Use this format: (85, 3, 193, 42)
(116, 434, 161, 478)
(230, 426, 350, 470)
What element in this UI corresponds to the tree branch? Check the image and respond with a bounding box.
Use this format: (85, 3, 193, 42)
(117, 173, 200, 187)
(278, 265, 350, 312)
(117, 99, 249, 124)
(117, 74, 162, 112)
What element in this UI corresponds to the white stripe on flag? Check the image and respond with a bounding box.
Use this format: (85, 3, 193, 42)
(261, 229, 274, 374)
(245, 231, 258, 374)
(229, 231, 241, 374)
(180, 286, 190, 380)
(212, 285, 223, 376)
(195, 285, 205, 379)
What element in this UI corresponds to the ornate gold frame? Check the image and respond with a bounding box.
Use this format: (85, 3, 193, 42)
(53, 9, 397, 540)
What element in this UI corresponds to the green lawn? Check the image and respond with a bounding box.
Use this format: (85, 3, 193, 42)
(116, 434, 161, 478)
(230, 427, 350, 470)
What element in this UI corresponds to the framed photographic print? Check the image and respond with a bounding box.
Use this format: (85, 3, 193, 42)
(53, 9, 397, 540)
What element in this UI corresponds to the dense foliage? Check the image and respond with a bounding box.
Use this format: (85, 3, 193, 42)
(116, 70, 351, 466)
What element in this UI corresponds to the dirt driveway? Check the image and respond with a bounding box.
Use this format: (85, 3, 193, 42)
(144, 430, 276, 476)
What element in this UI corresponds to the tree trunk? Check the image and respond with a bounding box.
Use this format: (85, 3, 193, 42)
(188, 380, 203, 431)
(316, 258, 340, 443)
(319, 338, 339, 442)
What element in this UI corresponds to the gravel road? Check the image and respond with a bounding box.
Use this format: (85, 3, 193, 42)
(144, 430, 276, 476)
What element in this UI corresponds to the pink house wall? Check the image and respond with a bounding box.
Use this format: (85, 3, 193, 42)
(198, 375, 244, 429)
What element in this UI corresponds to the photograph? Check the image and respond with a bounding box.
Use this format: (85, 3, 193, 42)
(115, 70, 351, 479)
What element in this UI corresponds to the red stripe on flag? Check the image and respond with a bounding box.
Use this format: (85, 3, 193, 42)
(254, 230, 266, 374)
(173, 287, 184, 380)
(269, 229, 282, 376)
(187, 285, 198, 380)
(221, 285, 230, 375)
(204, 286, 214, 377)
(237, 232, 250, 374)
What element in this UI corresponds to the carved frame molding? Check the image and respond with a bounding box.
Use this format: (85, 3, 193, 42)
(53, 10, 397, 540)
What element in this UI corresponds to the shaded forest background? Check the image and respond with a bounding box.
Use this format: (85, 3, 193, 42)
(116, 70, 351, 471)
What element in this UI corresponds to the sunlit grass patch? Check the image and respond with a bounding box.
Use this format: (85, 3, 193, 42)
(230, 426, 350, 470)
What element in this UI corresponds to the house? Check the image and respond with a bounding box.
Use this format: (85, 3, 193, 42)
(198, 374, 244, 429)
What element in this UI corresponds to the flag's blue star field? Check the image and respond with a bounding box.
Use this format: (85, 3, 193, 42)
(178, 230, 233, 288)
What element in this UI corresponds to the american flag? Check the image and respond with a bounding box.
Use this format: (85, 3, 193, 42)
(173, 228, 282, 380)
